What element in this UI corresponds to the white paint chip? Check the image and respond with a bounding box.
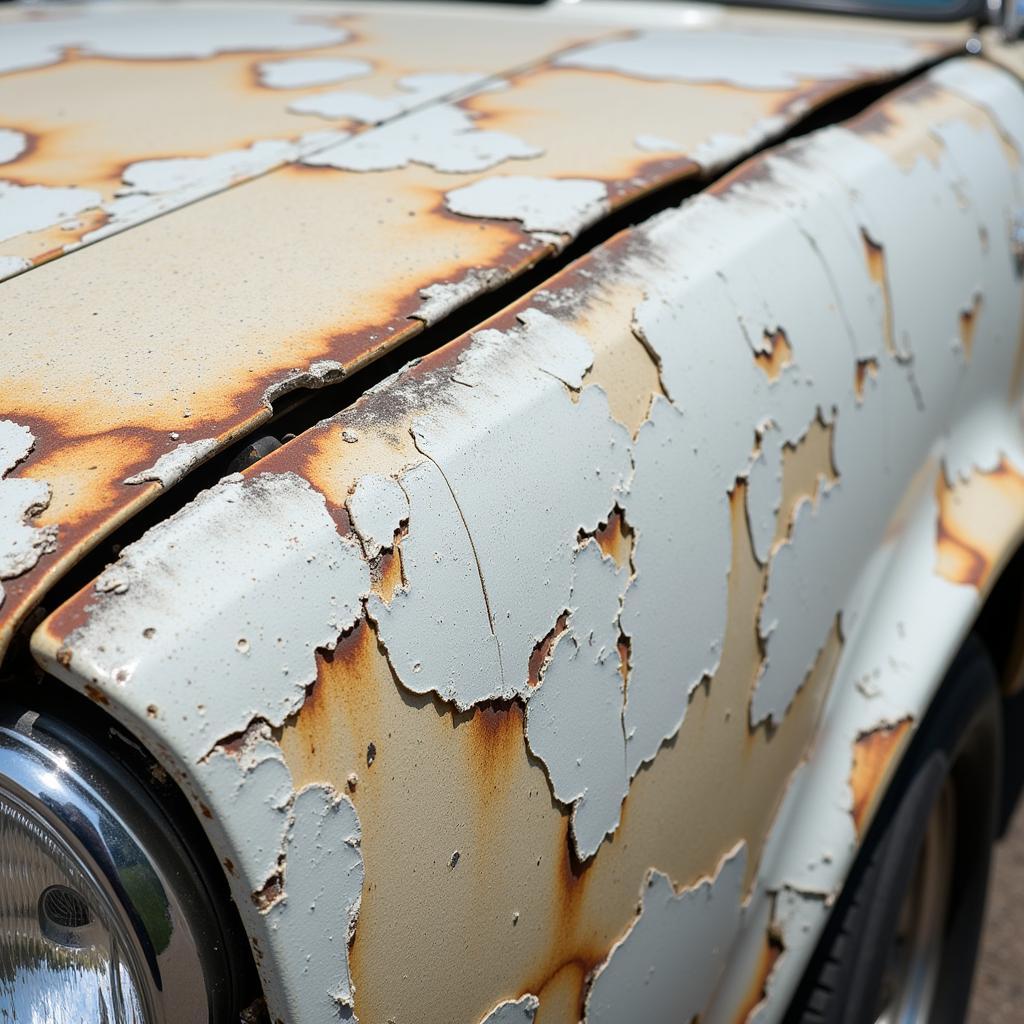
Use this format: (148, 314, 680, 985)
(585, 843, 747, 1024)
(0, 420, 58, 607)
(302, 104, 541, 174)
(347, 474, 409, 559)
(480, 994, 540, 1024)
(257, 57, 372, 89)
(123, 438, 219, 488)
(557, 29, 924, 91)
(445, 175, 609, 241)
(289, 71, 492, 124)
(0, 8, 350, 75)
(0, 129, 27, 165)
(0, 181, 102, 245)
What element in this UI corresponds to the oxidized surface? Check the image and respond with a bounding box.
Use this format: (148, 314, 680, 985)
(33, 53, 1024, 1024)
(0, 0, 960, 656)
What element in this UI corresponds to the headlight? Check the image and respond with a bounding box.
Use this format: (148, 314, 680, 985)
(0, 707, 239, 1023)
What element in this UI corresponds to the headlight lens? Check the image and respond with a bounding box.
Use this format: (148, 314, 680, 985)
(0, 710, 238, 1023)
(0, 790, 151, 1022)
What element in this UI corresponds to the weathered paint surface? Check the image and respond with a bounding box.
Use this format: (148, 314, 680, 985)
(32, 52, 1024, 1024)
(0, 0, 960, 662)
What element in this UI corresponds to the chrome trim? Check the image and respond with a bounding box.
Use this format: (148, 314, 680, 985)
(0, 713, 224, 1023)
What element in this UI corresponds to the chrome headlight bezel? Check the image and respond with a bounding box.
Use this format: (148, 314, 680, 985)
(0, 704, 241, 1023)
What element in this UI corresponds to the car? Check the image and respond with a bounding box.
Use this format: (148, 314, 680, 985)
(1, 0, 1023, 1021)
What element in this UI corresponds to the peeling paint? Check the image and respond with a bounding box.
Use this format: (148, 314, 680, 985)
(445, 176, 610, 243)
(123, 438, 219, 488)
(0, 7, 350, 75)
(585, 843, 747, 1024)
(302, 104, 541, 174)
(0, 128, 26, 165)
(480, 994, 539, 1024)
(0, 180, 103, 244)
(0, 420, 58, 607)
(556, 29, 926, 90)
(290, 72, 495, 124)
(257, 57, 373, 90)
(413, 267, 513, 326)
(346, 474, 408, 560)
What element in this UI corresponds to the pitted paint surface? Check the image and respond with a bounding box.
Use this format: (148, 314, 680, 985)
(0, 0, 958, 660)
(30, 41, 1024, 1024)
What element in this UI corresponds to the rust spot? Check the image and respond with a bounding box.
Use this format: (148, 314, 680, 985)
(198, 801, 214, 820)
(223, 857, 236, 876)
(849, 718, 911, 835)
(145, 703, 158, 719)
(371, 523, 407, 604)
(366, 740, 377, 767)
(710, 156, 777, 198)
(854, 357, 878, 401)
(55, 646, 72, 668)
(83, 683, 109, 706)
(617, 633, 631, 688)
(862, 229, 895, 355)
(959, 293, 982, 360)
(732, 933, 783, 1024)
(528, 612, 570, 688)
(754, 329, 793, 382)
(935, 460, 1024, 590)
(252, 871, 284, 912)
(587, 507, 634, 571)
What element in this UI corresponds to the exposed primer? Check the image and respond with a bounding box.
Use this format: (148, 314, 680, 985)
(0, 129, 26, 165)
(289, 72, 496, 124)
(584, 843, 747, 1024)
(263, 360, 346, 409)
(556, 29, 924, 91)
(347, 474, 409, 560)
(0, 181, 102, 245)
(303, 103, 541, 175)
(0, 420, 58, 606)
(257, 57, 373, 89)
(0, 7, 349, 75)
(52, 472, 368, 763)
(412, 267, 513, 326)
(480, 994, 540, 1024)
(123, 438, 219, 488)
(445, 175, 610, 244)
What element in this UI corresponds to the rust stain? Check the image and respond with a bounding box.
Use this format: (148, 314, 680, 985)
(854, 357, 878, 400)
(528, 612, 570, 688)
(849, 718, 912, 835)
(732, 933, 783, 1024)
(862, 229, 896, 355)
(585, 507, 634, 571)
(82, 682, 110, 706)
(935, 460, 1024, 590)
(959, 292, 982, 360)
(754, 328, 793, 382)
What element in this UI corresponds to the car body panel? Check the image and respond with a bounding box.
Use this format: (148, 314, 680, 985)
(0, 0, 964, 660)
(32, 52, 1024, 1024)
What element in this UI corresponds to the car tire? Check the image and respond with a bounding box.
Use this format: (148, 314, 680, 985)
(793, 636, 1002, 1024)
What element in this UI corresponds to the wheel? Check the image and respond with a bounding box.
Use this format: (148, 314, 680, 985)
(792, 636, 1003, 1024)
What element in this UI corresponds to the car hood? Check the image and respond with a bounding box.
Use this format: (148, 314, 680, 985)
(0, 0, 965, 659)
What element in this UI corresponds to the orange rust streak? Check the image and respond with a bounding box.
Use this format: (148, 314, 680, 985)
(754, 329, 793, 382)
(934, 461, 1024, 591)
(731, 936, 783, 1024)
(590, 508, 634, 571)
(849, 719, 912, 835)
(959, 293, 982, 360)
(862, 229, 895, 355)
(854, 357, 879, 401)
